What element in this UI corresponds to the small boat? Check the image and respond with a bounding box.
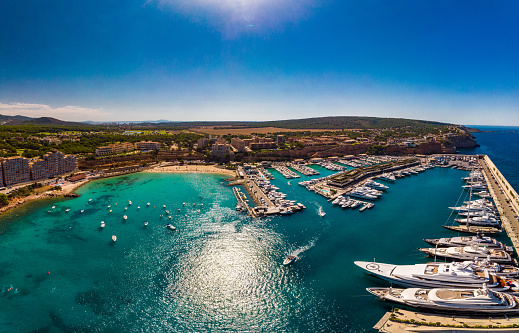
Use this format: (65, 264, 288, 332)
(166, 224, 176, 230)
(147, 203, 150, 206)
(318, 207, 326, 217)
(66, 209, 70, 212)
(193, 203, 196, 206)
(165, 210, 170, 214)
(178, 208, 181, 212)
(288, 181, 291, 186)
(137, 206, 140, 209)
(123, 215, 127, 220)
(128, 201, 132, 205)
(108, 205, 111, 208)
(100, 221, 105, 228)
(200, 203, 203, 206)
(163, 205, 166, 208)
(109, 210, 112, 213)
(125, 207, 128, 210)
(51, 206, 55, 209)
(144, 221, 148, 226)
(168, 216, 172, 219)
(283, 255, 297, 266)
(81, 210, 84, 213)
(112, 235, 117, 242)
(88, 199, 92, 202)
(183, 202, 186, 206)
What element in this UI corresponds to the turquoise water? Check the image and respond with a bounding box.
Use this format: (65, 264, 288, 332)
(0, 168, 513, 332)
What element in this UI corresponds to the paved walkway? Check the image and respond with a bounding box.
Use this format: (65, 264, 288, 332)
(479, 158, 519, 252)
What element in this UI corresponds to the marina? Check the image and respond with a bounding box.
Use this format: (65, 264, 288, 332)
(1, 154, 519, 331)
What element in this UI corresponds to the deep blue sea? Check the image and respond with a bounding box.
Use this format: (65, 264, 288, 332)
(0, 129, 517, 332)
(459, 125, 519, 190)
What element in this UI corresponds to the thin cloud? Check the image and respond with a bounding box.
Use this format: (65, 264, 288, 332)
(149, 0, 320, 38)
(0, 102, 114, 121)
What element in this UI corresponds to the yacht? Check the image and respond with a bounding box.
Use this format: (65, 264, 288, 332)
(419, 245, 515, 264)
(355, 260, 519, 291)
(474, 191, 491, 199)
(378, 173, 396, 182)
(366, 285, 519, 314)
(423, 235, 511, 251)
(455, 216, 500, 227)
(364, 179, 389, 191)
(283, 255, 297, 266)
(462, 183, 487, 191)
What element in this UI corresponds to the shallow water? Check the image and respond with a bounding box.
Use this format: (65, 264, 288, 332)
(0, 168, 513, 332)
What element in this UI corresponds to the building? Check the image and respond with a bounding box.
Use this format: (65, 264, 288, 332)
(197, 137, 209, 148)
(135, 141, 161, 151)
(95, 142, 134, 156)
(29, 150, 78, 181)
(211, 143, 234, 161)
(2, 157, 31, 186)
(276, 135, 284, 144)
(230, 138, 246, 152)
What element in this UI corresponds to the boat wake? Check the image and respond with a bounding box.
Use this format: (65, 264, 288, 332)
(290, 238, 317, 257)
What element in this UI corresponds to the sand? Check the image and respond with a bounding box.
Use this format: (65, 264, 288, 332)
(145, 164, 236, 177)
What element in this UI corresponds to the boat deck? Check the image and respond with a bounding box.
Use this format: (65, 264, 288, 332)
(374, 308, 519, 332)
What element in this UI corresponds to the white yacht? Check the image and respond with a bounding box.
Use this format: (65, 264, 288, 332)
(355, 261, 519, 291)
(462, 183, 487, 191)
(455, 216, 500, 227)
(166, 224, 176, 231)
(364, 179, 389, 191)
(419, 245, 515, 264)
(423, 235, 510, 251)
(367, 285, 519, 314)
(318, 207, 326, 217)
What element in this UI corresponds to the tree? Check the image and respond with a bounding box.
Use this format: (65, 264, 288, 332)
(0, 193, 9, 206)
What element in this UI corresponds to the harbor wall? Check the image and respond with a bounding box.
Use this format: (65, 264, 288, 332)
(483, 156, 519, 215)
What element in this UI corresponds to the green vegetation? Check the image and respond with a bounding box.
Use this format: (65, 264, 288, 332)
(0, 193, 9, 206)
(8, 183, 43, 198)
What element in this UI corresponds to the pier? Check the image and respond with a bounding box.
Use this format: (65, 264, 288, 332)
(375, 309, 519, 332)
(479, 155, 519, 252)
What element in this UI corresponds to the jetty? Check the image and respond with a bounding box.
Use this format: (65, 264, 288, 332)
(479, 155, 519, 252)
(375, 308, 519, 332)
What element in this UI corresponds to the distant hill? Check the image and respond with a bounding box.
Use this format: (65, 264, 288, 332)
(247, 116, 452, 130)
(0, 114, 34, 125)
(0, 114, 87, 126)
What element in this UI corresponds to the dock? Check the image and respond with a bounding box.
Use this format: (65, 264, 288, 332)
(479, 155, 519, 252)
(375, 309, 519, 332)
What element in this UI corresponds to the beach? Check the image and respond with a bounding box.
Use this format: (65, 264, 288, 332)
(145, 164, 236, 176)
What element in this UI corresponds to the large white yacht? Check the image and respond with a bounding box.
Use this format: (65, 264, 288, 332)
(423, 235, 511, 251)
(355, 260, 519, 291)
(419, 245, 515, 264)
(455, 216, 500, 227)
(367, 285, 519, 314)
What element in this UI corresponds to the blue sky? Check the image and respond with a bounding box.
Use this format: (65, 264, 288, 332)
(0, 0, 518, 124)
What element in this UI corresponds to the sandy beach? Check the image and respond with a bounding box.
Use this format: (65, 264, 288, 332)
(145, 164, 236, 177)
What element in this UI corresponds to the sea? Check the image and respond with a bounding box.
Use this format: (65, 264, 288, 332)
(0, 126, 517, 332)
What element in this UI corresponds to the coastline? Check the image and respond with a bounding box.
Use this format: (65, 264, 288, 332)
(0, 165, 236, 217)
(0, 178, 91, 216)
(144, 164, 236, 177)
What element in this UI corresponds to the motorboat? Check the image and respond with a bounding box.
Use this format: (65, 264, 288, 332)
(112, 235, 117, 242)
(366, 285, 519, 314)
(283, 255, 297, 266)
(65, 209, 70, 212)
(123, 215, 127, 220)
(354, 261, 519, 291)
(144, 221, 148, 226)
(419, 245, 515, 264)
(166, 224, 176, 231)
(423, 235, 511, 252)
(318, 207, 326, 217)
(100, 221, 105, 228)
(147, 203, 150, 206)
(128, 201, 132, 205)
(455, 216, 500, 227)
(80, 210, 84, 213)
